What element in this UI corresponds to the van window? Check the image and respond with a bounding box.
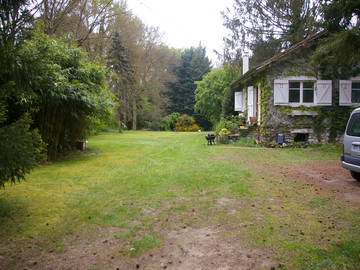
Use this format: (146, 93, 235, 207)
(346, 113, 360, 137)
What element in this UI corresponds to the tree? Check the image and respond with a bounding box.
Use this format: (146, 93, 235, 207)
(313, 0, 360, 78)
(39, 0, 114, 52)
(0, 0, 47, 186)
(107, 31, 134, 130)
(108, 4, 180, 130)
(0, 0, 40, 46)
(167, 45, 212, 116)
(19, 31, 112, 160)
(321, 0, 360, 31)
(195, 65, 241, 126)
(136, 45, 180, 130)
(0, 113, 45, 187)
(221, 0, 320, 62)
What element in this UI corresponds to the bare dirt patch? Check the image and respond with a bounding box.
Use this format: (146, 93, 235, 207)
(15, 225, 277, 270)
(136, 227, 276, 270)
(246, 158, 360, 205)
(22, 227, 131, 270)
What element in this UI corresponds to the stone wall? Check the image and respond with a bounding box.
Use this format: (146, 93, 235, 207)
(258, 55, 333, 143)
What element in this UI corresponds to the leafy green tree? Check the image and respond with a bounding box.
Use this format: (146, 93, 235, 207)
(0, 0, 46, 186)
(19, 31, 112, 160)
(195, 66, 241, 126)
(167, 45, 212, 115)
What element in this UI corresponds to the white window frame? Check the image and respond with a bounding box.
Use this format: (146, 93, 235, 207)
(340, 76, 360, 106)
(351, 81, 360, 103)
(274, 76, 332, 106)
(289, 81, 315, 106)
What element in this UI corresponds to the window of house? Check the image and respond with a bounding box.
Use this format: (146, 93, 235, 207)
(289, 81, 314, 104)
(352, 82, 360, 103)
(294, 133, 309, 142)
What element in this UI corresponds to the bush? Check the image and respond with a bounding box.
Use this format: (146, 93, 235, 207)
(0, 116, 46, 187)
(160, 112, 181, 131)
(174, 114, 201, 132)
(217, 128, 230, 144)
(234, 137, 257, 147)
(215, 115, 246, 134)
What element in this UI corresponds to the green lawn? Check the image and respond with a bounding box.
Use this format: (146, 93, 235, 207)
(0, 131, 359, 269)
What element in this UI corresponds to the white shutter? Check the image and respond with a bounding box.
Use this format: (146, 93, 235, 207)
(315, 80, 332, 105)
(339, 80, 352, 106)
(274, 80, 289, 105)
(247, 86, 255, 117)
(234, 91, 243, 111)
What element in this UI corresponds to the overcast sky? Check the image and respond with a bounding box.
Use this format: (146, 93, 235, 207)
(126, 0, 234, 65)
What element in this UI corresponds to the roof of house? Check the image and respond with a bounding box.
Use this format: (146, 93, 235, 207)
(232, 30, 327, 88)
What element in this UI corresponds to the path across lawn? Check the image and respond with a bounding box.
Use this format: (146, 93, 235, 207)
(0, 131, 359, 270)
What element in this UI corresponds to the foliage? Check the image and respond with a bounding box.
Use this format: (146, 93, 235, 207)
(321, 0, 360, 31)
(194, 65, 241, 126)
(18, 31, 112, 160)
(0, 0, 38, 46)
(174, 114, 200, 132)
(219, 128, 230, 136)
(107, 31, 135, 130)
(221, 0, 320, 62)
(250, 37, 282, 67)
(167, 45, 212, 117)
(0, 0, 46, 186)
(310, 1, 360, 142)
(217, 128, 230, 144)
(160, 112, 180, 131)
(109, 8, 180, 130)
(234, 137, 257, 147)
(214, 115, 246, 134)
(312, 106, 352, 143)
(313, 0, 360, 78)
(0, 114, 45, 187)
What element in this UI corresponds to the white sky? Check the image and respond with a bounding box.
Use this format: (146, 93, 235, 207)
(126, 0, 234, 65)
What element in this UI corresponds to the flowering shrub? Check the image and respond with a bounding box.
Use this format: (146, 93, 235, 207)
(174, 114, 201, 132)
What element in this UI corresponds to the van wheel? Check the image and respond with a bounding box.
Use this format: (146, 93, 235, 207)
(350, 171, 360, 182)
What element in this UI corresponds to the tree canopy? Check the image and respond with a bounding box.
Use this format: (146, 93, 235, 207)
(221, 0, 321, 63)
(313, 0, 360, 78)
(195, 66, 241, 125)
(167, 45, 212, 115)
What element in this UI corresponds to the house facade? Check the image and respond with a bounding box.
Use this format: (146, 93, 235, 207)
(233, 32, 359, 143)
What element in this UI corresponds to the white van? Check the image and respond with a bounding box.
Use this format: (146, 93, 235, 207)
(341, 107, 360, 181)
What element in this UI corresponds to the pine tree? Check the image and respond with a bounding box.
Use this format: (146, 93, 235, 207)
(107, 32, 135, 129)
(222, 0, 320, 62)
(167, 45, 211, 116)
(313, 0, 360, 78)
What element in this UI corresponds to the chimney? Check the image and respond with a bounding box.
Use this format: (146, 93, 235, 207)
(242, 53, 249, 75)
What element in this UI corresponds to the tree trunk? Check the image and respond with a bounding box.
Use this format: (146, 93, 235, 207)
(132, 99, 137, 130)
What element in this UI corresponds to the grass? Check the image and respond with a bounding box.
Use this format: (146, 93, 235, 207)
(0, 131, 359, 269)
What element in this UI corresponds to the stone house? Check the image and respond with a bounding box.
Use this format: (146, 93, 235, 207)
(232, 31, 359, 143)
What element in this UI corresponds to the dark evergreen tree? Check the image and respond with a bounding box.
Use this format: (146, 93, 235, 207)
(108, 32, 134, 77)
(321, 0, 360, 31)
(313, 0, 360, 78)
(167, 45, 211, 124)
(221, 0, 320, 62)
(107, 32, 135, 129)
(250, 37, 282, 67)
